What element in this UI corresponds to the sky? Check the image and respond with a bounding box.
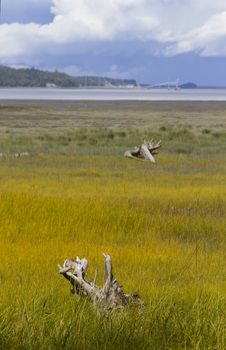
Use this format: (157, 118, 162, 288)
(1, 0, 226, 85)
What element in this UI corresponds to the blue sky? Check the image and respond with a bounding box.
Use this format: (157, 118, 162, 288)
(1, 0, 226, 85)
(2, 0, 53, 24)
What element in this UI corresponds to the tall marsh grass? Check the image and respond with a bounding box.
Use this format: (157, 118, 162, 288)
(0, 155, 225, 349)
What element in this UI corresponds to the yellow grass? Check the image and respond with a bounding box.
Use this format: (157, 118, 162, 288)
(0, 154, 225, 349)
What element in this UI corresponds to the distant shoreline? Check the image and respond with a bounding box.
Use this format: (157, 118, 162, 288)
(1, 85, 226, 89)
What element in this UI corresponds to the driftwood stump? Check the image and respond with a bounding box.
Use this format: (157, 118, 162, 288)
(124, 139, 161, 163)
(58, 254, 140, 310)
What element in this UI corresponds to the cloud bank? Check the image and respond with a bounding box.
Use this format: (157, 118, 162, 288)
(1, 1, 226, 58)
(1, 0, 226, 84)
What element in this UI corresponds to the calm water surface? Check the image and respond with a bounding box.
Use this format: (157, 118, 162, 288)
(0, 88, 226, 101)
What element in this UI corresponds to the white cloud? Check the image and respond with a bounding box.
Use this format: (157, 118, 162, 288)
(1, 0, 226, 64)
(168, 11, 226, 56)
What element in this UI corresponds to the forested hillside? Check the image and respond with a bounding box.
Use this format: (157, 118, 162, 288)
(0, 66, 137, 87)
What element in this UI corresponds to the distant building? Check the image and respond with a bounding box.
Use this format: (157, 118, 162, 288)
(46, 83, 57, 88)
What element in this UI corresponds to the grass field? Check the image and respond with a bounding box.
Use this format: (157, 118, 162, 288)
(0, 101, 225, 349)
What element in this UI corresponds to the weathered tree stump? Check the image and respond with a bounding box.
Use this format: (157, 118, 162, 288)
(58, 254, 140, 310)
(124, 139, 161, 163)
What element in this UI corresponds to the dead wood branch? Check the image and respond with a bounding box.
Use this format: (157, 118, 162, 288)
(58, 254, 140, 310)
(15, 152, 30, 158)
(124, 140, 161, 163)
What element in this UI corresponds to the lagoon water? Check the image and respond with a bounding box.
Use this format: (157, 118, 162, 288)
(0, 87, 226, 101)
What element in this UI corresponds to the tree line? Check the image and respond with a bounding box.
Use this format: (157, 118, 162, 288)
(0, 66, 137, 88)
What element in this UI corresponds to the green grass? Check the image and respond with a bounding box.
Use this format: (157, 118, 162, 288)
(0, 104, 226, 156)
(0, 104, 225, 349)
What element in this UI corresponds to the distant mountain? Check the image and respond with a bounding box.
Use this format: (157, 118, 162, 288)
(180, 82, 197, 89)
(0, 66, 137, 88)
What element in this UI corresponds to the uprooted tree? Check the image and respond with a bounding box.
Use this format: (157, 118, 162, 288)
(58, 254, 140, 310)
(124, 139, 161, 163)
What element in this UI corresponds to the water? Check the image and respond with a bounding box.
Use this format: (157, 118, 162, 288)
(0, 87, 226, 101)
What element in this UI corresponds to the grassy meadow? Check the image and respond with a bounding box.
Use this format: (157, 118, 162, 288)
(0, 101, 225, 349)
